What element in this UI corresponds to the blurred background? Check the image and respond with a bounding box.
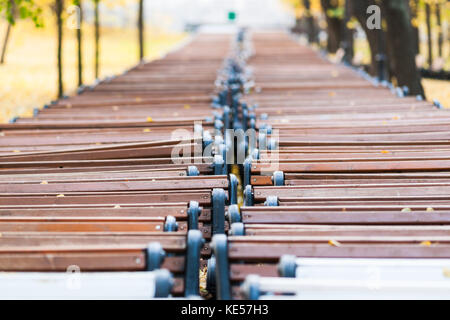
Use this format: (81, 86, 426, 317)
(0, 0, 448, 122)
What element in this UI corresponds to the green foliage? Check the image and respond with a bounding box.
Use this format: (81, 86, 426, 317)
(0, 0, 43, 27)
(326, 6, 344, 19)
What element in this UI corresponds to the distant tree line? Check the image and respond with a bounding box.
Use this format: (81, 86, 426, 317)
(0, 0, 147, 98)
(286, 0, 448, 97)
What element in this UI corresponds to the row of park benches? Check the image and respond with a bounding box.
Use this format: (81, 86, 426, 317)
(208, 32, 450, 299)
(0, 33, 246, 299)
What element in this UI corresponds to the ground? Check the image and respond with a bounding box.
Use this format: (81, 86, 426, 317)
(422, 79, 450, 108)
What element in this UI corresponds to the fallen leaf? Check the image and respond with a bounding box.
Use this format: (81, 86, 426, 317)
(40, 181, 48, 185)
(426, 207, 434, 212)
(146, 116, 153, 122)
(13, 150, 20, 153)
(143, 128, 151, 133)
(420, 241, 432, 247)
(114, 205, 121, 209)
(56, 194, 65, 198)
(328, 239, 342, 247)
(380, 150, 390, 154)
(184, 104, 191, 109)
(401, 208, 412, 213)
(443, 269, 450, 278)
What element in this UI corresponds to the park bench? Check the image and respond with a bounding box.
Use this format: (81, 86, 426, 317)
(0, 33, 240, 300)
(0, 230, 204, 297)
(200, 32, 450, 300)
(240, 256, 450, 299)
(0, 269, 175, 299)
(210, 233, 450, 299)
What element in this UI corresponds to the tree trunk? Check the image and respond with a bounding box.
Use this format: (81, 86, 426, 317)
(381, 0, 424, 96)
(75, 0, 83, 86)
(410, 0, 420, 55)
(0, 22, 12, 64)
(351, 0, 387, 78)
(342, 0, 354, 64)
(138, 0, 144, 61)
(291, 18, 302, 34)
(94, 0, 99, 79)
(320, 0, 342, 53)
(436, 3, 443, 58)
(0, 0, 15, 65)
(425, 3, 432, 68)
(303, 0, 317, 43)
(56, 0, 64, 98)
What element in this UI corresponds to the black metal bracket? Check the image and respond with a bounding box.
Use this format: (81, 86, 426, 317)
(154, 269, 174, 298)
(211, 234, 231, 300)
(243, 157, 252, 188)
(187, 201, 201, 230)
(277, 255, 297, 278)
(206, 256, 216, 295)
(229, 222, 245, 236)
(273, 171, 284, 186)
(229, 174, 238, 205)
(212, 188, 226, 234)
(244, 185, 254, 206)
(146, 242, 166, 271)
(227, 204, 241, 223)
(164, 215, 178, 232)
(184, 230, 205, 297)
(241, 275, 261, 300)
(251, 148, 260, 160)
(434, 99, 443, 109)
(187, 166, 199, 176)
(214, 155, 225, 175)
(264, 196, 279, 206)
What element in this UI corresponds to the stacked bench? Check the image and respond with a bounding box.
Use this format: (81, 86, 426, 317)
(4, 28, 448, 300)
(209, 32, 450, 299)
(0, 34, 240, 299)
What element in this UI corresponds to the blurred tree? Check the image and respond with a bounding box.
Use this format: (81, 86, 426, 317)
(55, 0, 63, 97)
(304, 0, 318, 43)
(0, 0, 43, 64)
(341, 0, 354, 63)
(94, 0, 99, 78)
(73, 0, 83, 86)
(351, 0, 388, 79)
(381, 0, 424, 95)
(410, 0, 420, 54)
(436, 1, 443, 58)
(0, 0, 14, 64)
(425, 1, 433, 67)
(283, 0, 319, 42)
(138, 0, 144, 60)
(320, 0, 343, 53)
